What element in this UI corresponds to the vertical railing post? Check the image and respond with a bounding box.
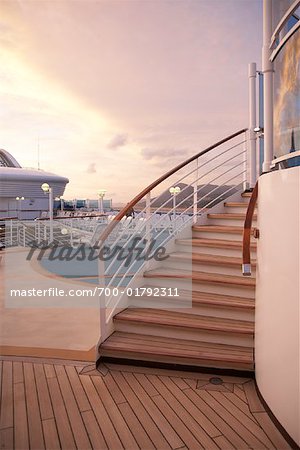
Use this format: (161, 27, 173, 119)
(49, 188, 54, 243)
(23, 225, 26, 247)
(70, 219, 73, 247)
(10, 220, 13, 246)
(145, 192, 151, 269)
(262, 0, 274, 172)
(193, 159, 198, 223)
(248, 62, 257, 188)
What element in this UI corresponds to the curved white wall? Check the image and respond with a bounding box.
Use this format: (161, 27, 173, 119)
(256, 167, 300, 445)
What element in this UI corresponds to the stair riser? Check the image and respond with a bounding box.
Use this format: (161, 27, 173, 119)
(114, 321, 254, 347)
(143, 276, 255, 299)
(206, 218, 257, 227)
(100, 350, 254, 371)
(166, 259, 256, 277)
(176, 242, 257, 258)
(128, 298, 255, 321)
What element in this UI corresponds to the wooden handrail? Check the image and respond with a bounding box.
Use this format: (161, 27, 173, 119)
(242, 182, 258, 276)
(99, 128, 247, 243)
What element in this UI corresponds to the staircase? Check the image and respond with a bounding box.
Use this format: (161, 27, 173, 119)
(99, 192, 257, 373)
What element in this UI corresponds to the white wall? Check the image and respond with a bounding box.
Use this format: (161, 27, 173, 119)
(256, 167, 300, 445)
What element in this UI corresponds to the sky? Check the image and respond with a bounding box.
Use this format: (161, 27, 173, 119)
(0, 0, 262, 203)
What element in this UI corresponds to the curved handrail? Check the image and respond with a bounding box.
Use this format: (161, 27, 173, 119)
(242, 182, 258, 276)
(99, 128, 247, 243)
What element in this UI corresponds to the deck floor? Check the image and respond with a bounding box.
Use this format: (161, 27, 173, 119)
(0, 356, 292, 450)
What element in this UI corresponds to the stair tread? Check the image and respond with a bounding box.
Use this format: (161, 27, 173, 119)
(101, 332, 253, 363)
(177, 238, 257, 249)
(207, 213, 257, 220)
(115, 308, 254, 334)
(193, 225, 248, 233)
(135, 286, 255, 309)
(144, 268, 256, 287)
(169, 252, 257, 267)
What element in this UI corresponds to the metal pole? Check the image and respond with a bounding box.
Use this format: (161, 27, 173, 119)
(49, 188, 54, 242)
(262, 0, 274, 172)
(173, 194, 176, 221)
(193, 159, 198, 223)
(248, 62, 257, 188)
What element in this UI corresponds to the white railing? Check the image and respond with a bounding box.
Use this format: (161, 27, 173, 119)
(97, 129, 248, 343)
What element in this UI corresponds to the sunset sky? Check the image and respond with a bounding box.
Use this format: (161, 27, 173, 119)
(0, 0, 262, 203)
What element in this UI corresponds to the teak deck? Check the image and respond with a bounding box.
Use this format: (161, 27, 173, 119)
(0, 356, 292, 449)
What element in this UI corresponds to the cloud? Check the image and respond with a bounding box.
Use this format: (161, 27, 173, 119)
(141, 147, 186, 161)
(107, 133, 128, 150)
(86, 162, 96, 173)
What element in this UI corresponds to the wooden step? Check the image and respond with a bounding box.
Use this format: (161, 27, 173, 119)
(169, 252, 257, 267)
(144, 268, 256, 289)
(177, 238, 257, 250)
(114, 308, 254, 335)
(224, 202, 256, 208)
(100, 331, 254, 371)
(132, 286, 255, 310)
(192, 225, 246, 234)
(207, 213, 257, 220)
(241, 192, 252, 198)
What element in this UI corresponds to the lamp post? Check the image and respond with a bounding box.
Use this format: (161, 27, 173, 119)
(169, 186, 181, 220)
(41, 183, 53, 242)
(16, 196, 25, 220)
(97, 189, 106, 214)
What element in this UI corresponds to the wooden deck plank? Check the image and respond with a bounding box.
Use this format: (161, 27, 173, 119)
(213, 434, 236, 449)
(65, 365, 91, 412)
(101, 371, 127, 405)
(34, 364, 54, 420)
(198, 390, 270, 449)
(122, 372, 183, 449)
(23, 362, 45, 450)
(81, 410, 108, 450)
(44, 364, 56, 379)
(47, 376, 76, 449)
(146, 374, 221, 448)
(110, 371, 171, 449)
(13, 381, 29, 450)
(134, 372, 160, 397)
(183, 388, 250, 449)
(209, 390, 275, 448)
(152, 394, 205, 449)
(0, 361, 13, 430)
(42, 418, 60, 450)
(92, 376, 139, 450)
(0, 427, 13, 450)
(233, 384, 248, 403)
(54, 365, 92, 449)
(253, 412, 292, 450)
(243, 380, 266, 412)
(117, 402, 156, 450)
(80, 374, 123, 450)
(13, 362, 23, 384)
(222, 390, 257, 422)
